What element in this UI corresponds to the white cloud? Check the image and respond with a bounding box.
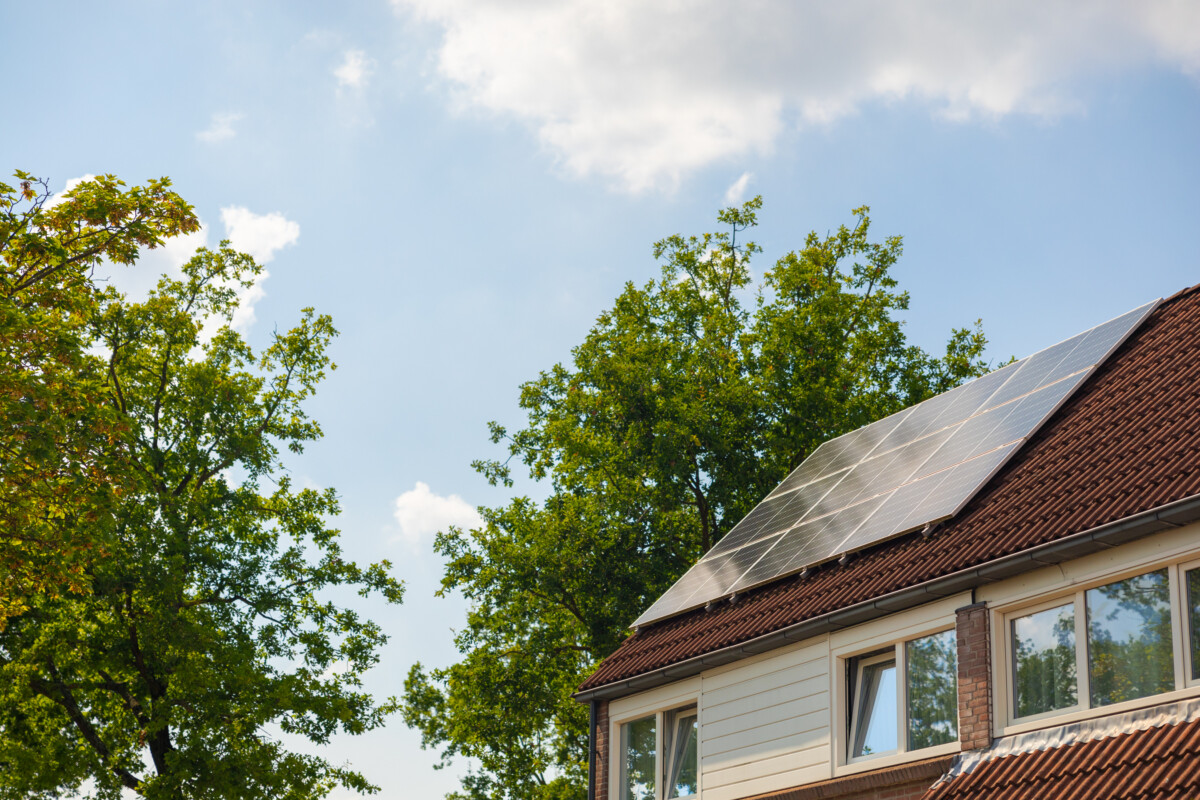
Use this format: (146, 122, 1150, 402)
(60, 174, 97, 196)
(393, 0, 1200, 192)
(393, 481, 483, 548)
(49, 175, 211, 297)
(218, 207, 300, 332)
(196, 111, 244, 143)
(220, 207, 300, 264)
(122, 223, 210, 298)
(52, 180, 300, 339)
(44, 174, 98, 209)
(724, 172, 753, 206)
(334, 49, 373, 89)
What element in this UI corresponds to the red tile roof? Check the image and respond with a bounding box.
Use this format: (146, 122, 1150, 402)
(580, 283, 1200, 694)
(922, 717, 1200, 800)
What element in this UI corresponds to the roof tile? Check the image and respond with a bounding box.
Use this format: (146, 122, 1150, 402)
(923, 717, 1200, 800)
(581, 284, 1200, 693)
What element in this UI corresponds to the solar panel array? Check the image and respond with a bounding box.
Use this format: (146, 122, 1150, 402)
(633, 300, 1158, 627)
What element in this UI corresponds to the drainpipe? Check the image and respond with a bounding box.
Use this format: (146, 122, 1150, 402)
(587, 699, 597, 800)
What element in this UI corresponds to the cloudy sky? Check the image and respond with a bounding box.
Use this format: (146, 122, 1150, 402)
(4, 1, 1199, 796)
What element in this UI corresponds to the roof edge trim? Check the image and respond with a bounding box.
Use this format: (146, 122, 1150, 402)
(574, 492, 1200, 703)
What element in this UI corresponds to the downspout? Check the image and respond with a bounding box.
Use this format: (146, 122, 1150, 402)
(587, 699, 597, 800)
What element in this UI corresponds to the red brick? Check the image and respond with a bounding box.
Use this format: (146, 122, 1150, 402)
(955, 603, 992, 751)
(593, 700, 609, 800)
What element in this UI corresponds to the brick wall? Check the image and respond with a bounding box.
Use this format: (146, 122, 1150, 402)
(955, 602, 993, 751)
(593, 699, 609, 800)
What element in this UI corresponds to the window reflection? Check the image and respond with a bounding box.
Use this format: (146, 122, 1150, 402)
(1012, 603, 1077, 717)
(1086, 569, 1174, 706)
(906, 630, 958, 750)
(619, 715, 655, 800)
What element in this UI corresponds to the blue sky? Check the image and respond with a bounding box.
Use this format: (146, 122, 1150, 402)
(3, 1, 1199, 796)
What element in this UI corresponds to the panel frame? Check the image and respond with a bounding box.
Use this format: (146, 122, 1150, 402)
(633, 299, 1160, 628)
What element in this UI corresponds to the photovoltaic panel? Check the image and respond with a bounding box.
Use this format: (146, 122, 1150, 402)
(705, 493, 793, 554)
(767, 410, 912, 499)
(632, 300, 1158, 627)
(634, 536, 780, 623)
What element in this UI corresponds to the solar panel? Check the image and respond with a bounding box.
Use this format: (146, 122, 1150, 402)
(632, 299, 1159, 627)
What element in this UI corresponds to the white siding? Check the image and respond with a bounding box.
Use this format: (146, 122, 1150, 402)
(698, 637, 832, 800)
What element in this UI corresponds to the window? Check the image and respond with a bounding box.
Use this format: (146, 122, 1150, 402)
(662, 707, 698, 799)
(1086, 569, 1173, 706)
(1012, 602, 1077, 717)
(619, 715, 656, 800)
(617, 705, 697, 800)
(847, 629, 957, 762)
(1187, 567, 1200, 681)
(850, 652, 896, 758)
(1007, 561, 1200, 725)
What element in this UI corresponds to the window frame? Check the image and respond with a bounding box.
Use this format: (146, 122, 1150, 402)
(1181, 556, 1200, 689)
(847, 649, 901, 762)
(1006, 594, 1085, 724)
(998, 557, 1200, 734)
(836, 625, 961, 773)
(610, 701, 700, 800)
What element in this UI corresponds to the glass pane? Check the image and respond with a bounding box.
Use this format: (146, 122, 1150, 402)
(619, 715, 655, 800)
(906, 630, 958, 750)
(1190, 569, 1200, 682)
(1086, 569, 1175, 706)
(663, 707, 698, 798)
(852, 658, 897, 758)
(1012, 603, 1077, 718)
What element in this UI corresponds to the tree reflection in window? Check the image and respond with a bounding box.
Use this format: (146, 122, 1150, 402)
(1012, 603, 1077, 718)
(619, 715, 655, 800)
(906, 630, 958, 750)
(1086, 569, 1174, 706)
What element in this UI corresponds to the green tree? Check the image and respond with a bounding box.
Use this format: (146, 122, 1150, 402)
(1, 172, 200, 625)
(905, 631, 958, 750)
(0, 196, 403, 798)
(403, 201, 993, 800)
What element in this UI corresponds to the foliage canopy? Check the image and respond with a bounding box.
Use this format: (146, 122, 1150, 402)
(403, 200, 994, 800)
(0, 175, 403, 798)
(1, 172, 200, 623)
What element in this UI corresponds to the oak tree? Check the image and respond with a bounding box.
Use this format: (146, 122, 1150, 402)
(403, 201, 992, 800)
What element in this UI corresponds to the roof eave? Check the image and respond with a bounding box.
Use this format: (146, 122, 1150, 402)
(573, 492, 1200, 703)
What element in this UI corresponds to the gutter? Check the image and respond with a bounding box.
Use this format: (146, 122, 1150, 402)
(573, 492, 1200, 703)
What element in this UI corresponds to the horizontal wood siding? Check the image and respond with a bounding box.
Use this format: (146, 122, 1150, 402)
(699, 637, 831, 800)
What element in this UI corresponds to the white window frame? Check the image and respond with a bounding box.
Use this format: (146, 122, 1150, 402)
(847, 650, 901, 762)
(1182, 556, 1200, 689)
(610, 702, 700, 800)
(998, 557, 1200, 735)
(1005, 594, 1085, 725)
(834, 624, 961, 775)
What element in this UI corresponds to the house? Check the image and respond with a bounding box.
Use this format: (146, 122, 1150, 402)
(574, 283, 1200, 800)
